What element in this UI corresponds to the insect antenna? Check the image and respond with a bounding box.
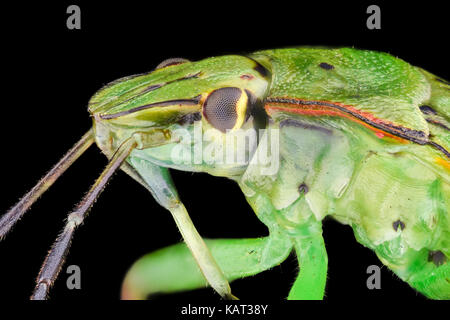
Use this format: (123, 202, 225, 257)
(0, 129, 95, 240)
(30, 137, 137, 300)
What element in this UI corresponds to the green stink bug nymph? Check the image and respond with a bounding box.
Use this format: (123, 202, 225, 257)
(1, 47, 449, 300)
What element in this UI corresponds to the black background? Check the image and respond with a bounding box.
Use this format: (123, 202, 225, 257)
(0, 0, 447, 308)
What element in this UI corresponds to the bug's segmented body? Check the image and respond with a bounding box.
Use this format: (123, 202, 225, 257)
(248, 48, 450, 298)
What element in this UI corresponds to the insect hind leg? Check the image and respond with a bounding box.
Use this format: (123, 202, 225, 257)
(121, 236, 292, 299)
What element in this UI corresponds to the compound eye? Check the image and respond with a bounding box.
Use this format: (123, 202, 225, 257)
(202, 87, 248, 132)
(155, 58, 190, 70)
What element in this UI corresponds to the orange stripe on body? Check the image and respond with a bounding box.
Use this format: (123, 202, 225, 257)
(435, 157, 450, 171)
(265, 102, 408, 143)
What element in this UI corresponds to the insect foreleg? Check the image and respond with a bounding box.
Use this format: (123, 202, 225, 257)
(0, 129, 94, 239)
(125, 156, 241, 300)
(172, 204, 238, 299)
(31, 136, 137, 300)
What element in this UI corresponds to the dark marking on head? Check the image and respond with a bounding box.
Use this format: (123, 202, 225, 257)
(419, 105, 437, 115)
(240, 74, 254, 80)
(245, 89, 268, 132)
(155, 57, 190, 70)
(140, 84, 163, 94)
(436, 78, 450, 86)
(254, 64, 268, 77)
(393, 220, 405, 231)
(319, 62, 334, 70)
(298, 183, 309, 194)
(100, 96, 202, 120)
(428, 250, 447, 267)
(139, 72, 201, 95)
(177, 112, 202, 125)
(247, 58, 269, 78)
(426, 119, 450, 131)
(280, 118, 333, 135)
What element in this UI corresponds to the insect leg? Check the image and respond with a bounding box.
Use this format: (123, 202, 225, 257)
(0, 129, 94, 239)
(406, 254, 450, 300)
(30, 137, 137, 300)
(171, 204, 238, 299)
(125, 157, 238, 300)
(288, 222, 328, 300)
(121, 236, 292, 299)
